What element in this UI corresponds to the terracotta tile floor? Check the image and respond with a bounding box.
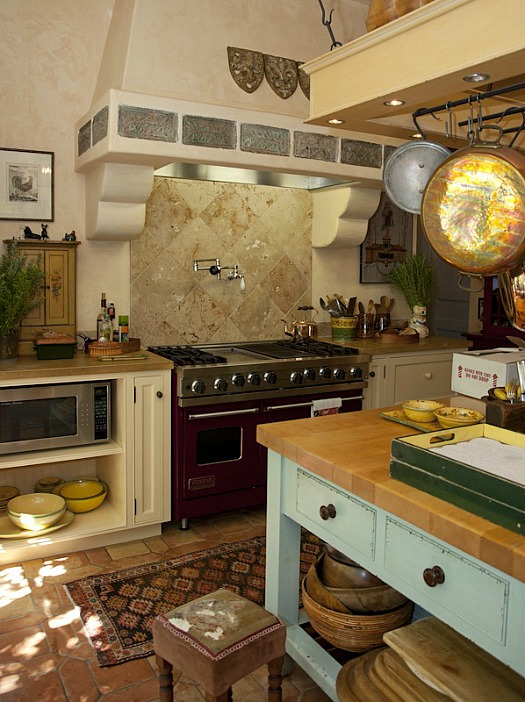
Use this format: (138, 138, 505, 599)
(0, 506, 332, 701)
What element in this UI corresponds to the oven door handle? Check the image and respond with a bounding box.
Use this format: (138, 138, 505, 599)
(264, 395, 365, 412)
(188, 408, 260, 420)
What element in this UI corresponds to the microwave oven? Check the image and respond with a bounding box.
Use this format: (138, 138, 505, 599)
(0, 381, 111, 455)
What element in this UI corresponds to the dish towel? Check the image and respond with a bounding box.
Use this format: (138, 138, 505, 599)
(311, 398, 342, 417)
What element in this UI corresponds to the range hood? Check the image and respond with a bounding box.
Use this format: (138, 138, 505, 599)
(302, 0, 525, 151)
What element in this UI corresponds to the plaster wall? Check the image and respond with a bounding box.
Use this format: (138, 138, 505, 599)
(0, 0, 374, 338)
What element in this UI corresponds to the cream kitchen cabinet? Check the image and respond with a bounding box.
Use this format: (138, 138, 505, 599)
(0, 367, 171, 565)
(133, 373, 170, 525)
(363, 348, 465, 410)
(6, 240, 81, 354)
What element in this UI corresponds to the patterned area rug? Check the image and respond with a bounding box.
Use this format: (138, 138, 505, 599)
(65, 532, 321, 667)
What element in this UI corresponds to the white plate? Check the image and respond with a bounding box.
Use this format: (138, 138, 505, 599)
(0, 510, 75, 539)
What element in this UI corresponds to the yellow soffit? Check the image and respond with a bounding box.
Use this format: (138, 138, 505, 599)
(302, 0, 525, 148)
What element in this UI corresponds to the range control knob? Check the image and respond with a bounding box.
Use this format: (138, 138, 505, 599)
(348, 366, 363, 379)
(191, 380, 206, 394)
(214, 378, 228, 392)
(232, 374, 245, 387)
(248, 372, 261, 386)
(290, 371, 303, 385)
(303, 368, 316, 381)
(319, 367, 332, 379)
(264, 371, 278, 385)
(334, 368, 346, 380)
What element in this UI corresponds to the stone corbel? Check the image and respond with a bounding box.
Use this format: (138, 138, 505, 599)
(85, 163, 154, 240)
(312, 185, 382, 248)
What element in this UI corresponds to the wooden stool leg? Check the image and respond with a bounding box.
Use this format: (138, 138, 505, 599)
(268, 655, 285, 701)
(156, 654, 174, 702)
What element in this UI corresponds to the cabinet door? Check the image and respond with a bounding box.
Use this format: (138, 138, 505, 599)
(19, 248, 46, 327)
(45, 248, 74, 326)
(391, 352, 454, 404)
(362, 358, 388, 409)
(134, 374, 170, 524)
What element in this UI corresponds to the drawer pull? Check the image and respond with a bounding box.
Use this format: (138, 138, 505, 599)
(424, 372, 432, 379)
(423, 565, 445, 587)
(319, 503, 336, 520)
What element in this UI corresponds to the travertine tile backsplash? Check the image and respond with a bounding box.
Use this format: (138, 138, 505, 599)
(131, 177, 312, 346)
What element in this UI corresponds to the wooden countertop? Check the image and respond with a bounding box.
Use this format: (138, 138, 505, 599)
(318, 334, 470, 356)
(0, 350, 173, 382)
(257, 408, 525, 582)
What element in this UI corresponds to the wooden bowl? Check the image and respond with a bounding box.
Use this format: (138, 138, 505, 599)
(302, 578, 414, 652)
(311, 556, 408, 613)
(321, 552, 384, 589)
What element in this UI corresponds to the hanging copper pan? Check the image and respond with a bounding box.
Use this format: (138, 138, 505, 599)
(498, 263, 525, 332)
(421, 127, 525, 275)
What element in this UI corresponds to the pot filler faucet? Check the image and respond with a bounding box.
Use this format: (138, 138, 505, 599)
(193, 258, 246, 291)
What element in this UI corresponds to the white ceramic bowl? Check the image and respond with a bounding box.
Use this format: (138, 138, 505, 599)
(7, 492, 66, 531)
(401, 400, 445, 423)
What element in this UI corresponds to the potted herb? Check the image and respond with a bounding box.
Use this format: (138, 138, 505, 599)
(384, 254, 433, 337)
(0, 241, 46, 359)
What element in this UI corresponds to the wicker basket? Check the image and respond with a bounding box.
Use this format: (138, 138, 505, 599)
(87, 338, 141, 357)
(302, 578, 413, 652)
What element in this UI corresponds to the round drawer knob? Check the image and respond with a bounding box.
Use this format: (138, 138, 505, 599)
(424, 372, 432, 379)
(156, 391, 163, 398)
(423, 565, 445, 587)
(319, 503, 336, 520)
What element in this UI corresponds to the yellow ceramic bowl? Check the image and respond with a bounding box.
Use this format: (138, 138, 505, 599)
(7, 492, 66, 531)
(401, 400, 445, 423)
(56, 479, 108, 513)
(434, 407, 484, 429)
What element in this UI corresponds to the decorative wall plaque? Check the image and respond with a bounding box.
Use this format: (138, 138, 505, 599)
(227, 47, 264, 94)
(264, 54, 298, 99)
(297, 63, 310, 100)
(227, 47, 308, 100)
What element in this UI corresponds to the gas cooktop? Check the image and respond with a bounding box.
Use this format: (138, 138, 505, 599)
(148, 339, 363, 365)
(149, 340, 370, 405)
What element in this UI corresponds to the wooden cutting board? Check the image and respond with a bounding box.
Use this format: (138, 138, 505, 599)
(372, 648, 449, 701)
(384, 617, 525, 702)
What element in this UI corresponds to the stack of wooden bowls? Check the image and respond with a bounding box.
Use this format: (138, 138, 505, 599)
(302, 551, 413, 652)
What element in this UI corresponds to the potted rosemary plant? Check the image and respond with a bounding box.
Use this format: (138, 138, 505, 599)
(0, 241, 46, 359)
(384, 254, 433, 337)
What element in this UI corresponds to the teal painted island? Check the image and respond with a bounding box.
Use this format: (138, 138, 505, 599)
(257, 407, 525, 700)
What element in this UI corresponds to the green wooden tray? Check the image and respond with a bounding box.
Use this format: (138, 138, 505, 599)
(390, 424, 525, 535)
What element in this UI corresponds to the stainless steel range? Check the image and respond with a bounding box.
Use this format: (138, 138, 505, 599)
(148, 339, 370, 528)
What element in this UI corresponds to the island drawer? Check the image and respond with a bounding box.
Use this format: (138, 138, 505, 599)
(383, 517, 509, 643)
(296, 468, 376, 560)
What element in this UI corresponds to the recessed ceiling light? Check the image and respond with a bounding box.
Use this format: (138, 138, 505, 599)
(327, 118, 345, 125)
(384, 99, 405, 107)
(463, 72, 490, 83)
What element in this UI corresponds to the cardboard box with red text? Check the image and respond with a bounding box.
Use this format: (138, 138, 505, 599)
(451, 350, 525, 398)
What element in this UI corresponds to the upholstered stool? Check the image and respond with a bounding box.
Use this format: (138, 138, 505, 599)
(152, 587, 286, 701)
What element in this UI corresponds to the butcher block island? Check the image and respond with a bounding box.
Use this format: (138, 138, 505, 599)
(0, 351, 172, 564)
(257, 408, 525, 700)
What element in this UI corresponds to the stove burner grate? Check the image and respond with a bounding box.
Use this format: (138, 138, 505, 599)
(148, 345, 227, 366)
(237, 339, 360, 358)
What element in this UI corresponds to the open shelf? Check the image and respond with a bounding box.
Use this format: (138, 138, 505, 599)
(0, 440, 123, 470)
(0, 499, 126, 558)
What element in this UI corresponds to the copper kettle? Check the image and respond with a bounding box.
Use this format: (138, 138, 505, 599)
(282, 306, 318, 341)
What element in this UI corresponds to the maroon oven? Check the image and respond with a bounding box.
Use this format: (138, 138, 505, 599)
(149, 340, 370, 528)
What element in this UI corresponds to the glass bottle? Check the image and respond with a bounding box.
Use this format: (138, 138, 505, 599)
(96, 293, 107, 340)
(98, 312, 112, 342)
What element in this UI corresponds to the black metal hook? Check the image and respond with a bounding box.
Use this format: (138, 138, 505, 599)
(318, 0, 342, 51)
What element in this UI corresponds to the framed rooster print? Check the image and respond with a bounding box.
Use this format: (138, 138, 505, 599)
(0, 148, 54, 221)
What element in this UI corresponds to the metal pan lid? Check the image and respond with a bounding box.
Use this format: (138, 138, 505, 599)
(384, 140, 451, 214)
